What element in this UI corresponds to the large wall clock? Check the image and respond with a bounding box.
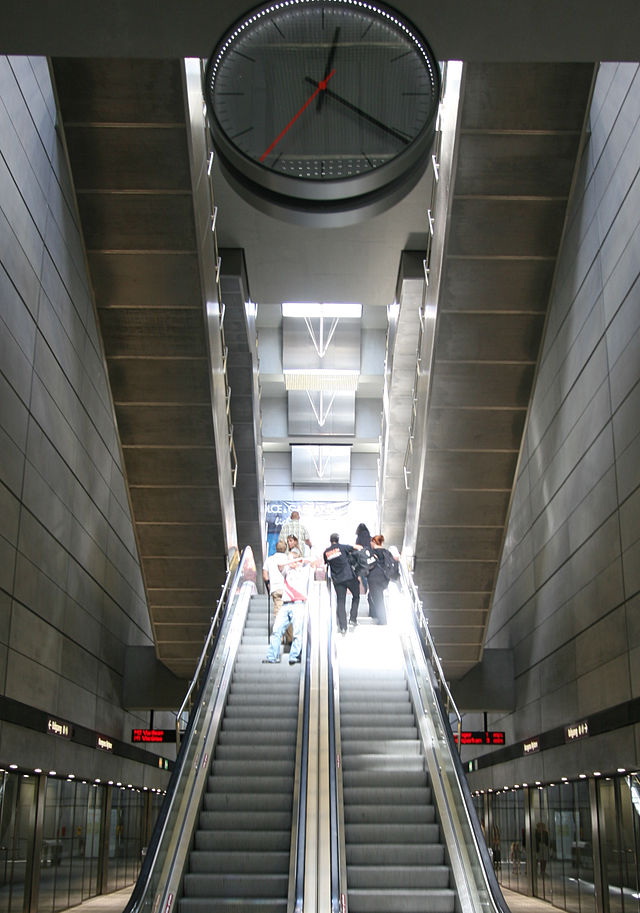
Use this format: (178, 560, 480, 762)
(204, 0, 441, 226)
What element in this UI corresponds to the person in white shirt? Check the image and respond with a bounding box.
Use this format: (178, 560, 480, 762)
(262, 540, 288, 616)
(263, 548, 311, 665)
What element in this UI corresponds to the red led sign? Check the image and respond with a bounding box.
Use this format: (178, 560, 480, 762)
(454, 731, 506, 746)
(131, 729, 176, 744)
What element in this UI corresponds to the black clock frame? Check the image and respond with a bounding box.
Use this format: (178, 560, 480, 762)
(204, 0, 441, 225)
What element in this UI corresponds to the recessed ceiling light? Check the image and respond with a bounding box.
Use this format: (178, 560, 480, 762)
(282, 301, 362, 319)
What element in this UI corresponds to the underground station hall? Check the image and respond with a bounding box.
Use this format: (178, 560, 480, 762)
(1, 4, 639, 913)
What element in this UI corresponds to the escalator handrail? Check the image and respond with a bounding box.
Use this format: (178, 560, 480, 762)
(326, 582, 339, 912)
(398, 557, 462, 740)
(175, 546, 245, 744)
(399, 565, 511, 913)
(292, 619, 312, 913)
(123, 547, 254, 913)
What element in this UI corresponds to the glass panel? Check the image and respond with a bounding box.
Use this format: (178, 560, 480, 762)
(531, 786, 552, 902)
(0, 771, 37, 913)
(39, 778, 66, 913)
(600, 778, 624, 913)
(107, 789, 145, 892)
(572, 780, 596, 913)
(618, 776, 640, 913)
(81, 785, 103, 901)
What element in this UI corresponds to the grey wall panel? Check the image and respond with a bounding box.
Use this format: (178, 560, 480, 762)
(468, 64, 640, 788)
(0, 56, 166, 786)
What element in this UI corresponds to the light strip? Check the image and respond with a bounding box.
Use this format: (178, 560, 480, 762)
(282, 301, 362, 319)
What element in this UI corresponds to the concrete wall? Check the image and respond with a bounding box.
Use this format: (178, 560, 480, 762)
(0, 56, 169, 786)
(468, 62, 640, 787)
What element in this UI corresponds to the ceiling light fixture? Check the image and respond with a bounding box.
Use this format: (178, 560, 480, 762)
(282, 302, 362, 319)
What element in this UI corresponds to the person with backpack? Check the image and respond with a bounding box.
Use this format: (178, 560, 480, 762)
(323, 533, 360, 634)
(354, 522, 373, 593)
(367, 534, 400, 624)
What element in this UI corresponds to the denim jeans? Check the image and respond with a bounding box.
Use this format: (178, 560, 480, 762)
(266, 601, 305, 661)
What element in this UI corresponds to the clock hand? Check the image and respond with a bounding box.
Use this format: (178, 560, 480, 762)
(304, 76, 411, 145)
(260, 69, 336, 161)
(317, 26, 340, 111)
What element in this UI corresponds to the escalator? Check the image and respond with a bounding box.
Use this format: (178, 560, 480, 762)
(180, 594, 302, 913)
(330, 576, 511, 913)
(339, 649, 455, 913)
(125, 549, 308, 913)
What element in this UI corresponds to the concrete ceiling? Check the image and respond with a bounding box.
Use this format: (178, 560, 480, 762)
(2, 0, 640, 61)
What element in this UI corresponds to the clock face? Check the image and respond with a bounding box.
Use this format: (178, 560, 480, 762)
(204, 0, 440, 218)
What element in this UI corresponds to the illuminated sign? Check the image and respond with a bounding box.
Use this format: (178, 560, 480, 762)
(565, 720, 589, 742)
(132, 729, 176, 744)
(47, 718, 71, 739)
(453, 731, 505, 746)
(524, 738, 540, 755)
(97, 736, 113, 751)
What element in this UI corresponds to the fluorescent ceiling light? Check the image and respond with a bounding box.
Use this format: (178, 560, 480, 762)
(282, 302, 362, 319)
(284, 370, 359, 391)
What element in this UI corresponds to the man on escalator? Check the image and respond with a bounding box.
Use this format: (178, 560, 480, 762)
(323, 533, 360, 634)
(262, 547, 311, 665)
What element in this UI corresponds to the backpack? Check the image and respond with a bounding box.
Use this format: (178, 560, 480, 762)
(377, 548, 400, 581)
(351, 546, 377, 577)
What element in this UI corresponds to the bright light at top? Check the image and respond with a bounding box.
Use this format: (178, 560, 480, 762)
(282, 301, 362, 319)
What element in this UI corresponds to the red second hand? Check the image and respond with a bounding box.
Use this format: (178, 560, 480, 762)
(260, 69, 336, 162)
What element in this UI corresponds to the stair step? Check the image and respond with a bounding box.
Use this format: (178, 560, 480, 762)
(346, 844, 445, 866)
(343, 787, 432, 805)
(189, 850, 289, 874)
(203, 793, 292, 812)
(194, 829, 291, 851)
(347, 888, 456, 913)
(345, 823, 441, 844)
(344, 804, 435, 825)
(179, 899, 286, 913)
(347, 865, 450, 889)
(207, 775, 293, 794)
(183, 873, 287, 898)
(199, 810, 292, 831)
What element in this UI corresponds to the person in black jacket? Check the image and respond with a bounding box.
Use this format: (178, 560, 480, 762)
(323, 533, 360, 634)
(367, 534, 399, 625)
(354, 522, 372, 593)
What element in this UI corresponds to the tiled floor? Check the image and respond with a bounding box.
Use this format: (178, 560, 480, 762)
(71, 883, 557, 913)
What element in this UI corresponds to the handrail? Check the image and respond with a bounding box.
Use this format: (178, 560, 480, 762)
(175, 546, 245, 747)
(400, 602, 511, 913)
(292, 625, 312, 913)
(397, 558, 462, 749)
(125, 548, 255, 913)
(326, 589, 346, 913)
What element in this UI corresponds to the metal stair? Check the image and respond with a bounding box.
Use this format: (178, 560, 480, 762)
(339, 633, 456, 913)
(179, 594, 302, 913)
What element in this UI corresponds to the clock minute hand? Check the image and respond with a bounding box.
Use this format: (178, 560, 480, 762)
(304, 76, 410, 145)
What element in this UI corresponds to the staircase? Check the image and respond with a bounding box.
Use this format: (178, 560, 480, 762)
(338, 629, 456, 913)
(179, 594, 302, 913)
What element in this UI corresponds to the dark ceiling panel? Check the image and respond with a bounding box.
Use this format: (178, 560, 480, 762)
(447, 198, 568, 257)
(428, 408, 527, 451)
(88, 252, 202, 307)
(459, 63, 595, 132)
(64, 125, 191, 191)
(456, 132, 582, 197)
(124, 449, 218, 486)
(77, 192, 196, 251)
(136, 524, 225, 557)
(115, 405, 216, 446)
(108, 358, 210, 403)
(440, 259, 554, 311)
(436, 312, 545, 362)
(52, 58, 186, 123)
(418, 490, 511, 527)
(98, 307, 207, 357)
(430, 363, 536, 408)
(129, 487, 222, 523)
(423, 451, 518, 490)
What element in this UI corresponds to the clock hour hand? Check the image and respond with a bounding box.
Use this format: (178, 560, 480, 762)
(304, 76, 410, 144)
(317, 26, 341, 111)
